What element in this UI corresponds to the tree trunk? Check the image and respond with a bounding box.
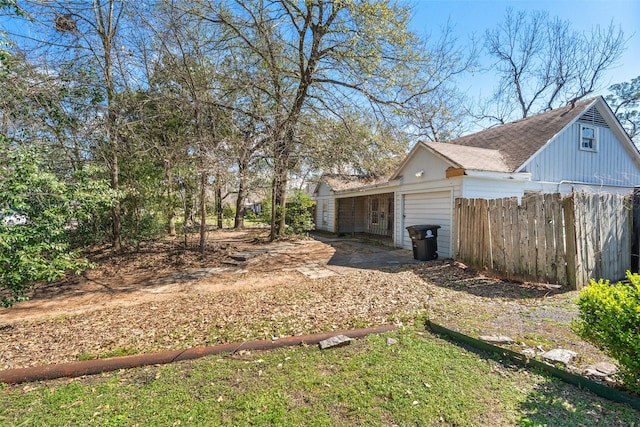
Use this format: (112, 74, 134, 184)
(168, 211, 176, 236)
(184, 188, 192, 230)
(110, 140, 122, 252)
(234, 156, 248, 229)
(96, 0, 122, 252)
(164, 159, 176, 236)
(270, 149, 288, 240)
(198, 152, 207, 253)
(216, 184, 223, 229)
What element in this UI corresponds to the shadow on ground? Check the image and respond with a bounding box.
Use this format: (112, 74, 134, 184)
(517, 379, 640, 426)
(314, 234, 569, 300)
(313, 235, 419, 270)
(407, 262, 569, 299)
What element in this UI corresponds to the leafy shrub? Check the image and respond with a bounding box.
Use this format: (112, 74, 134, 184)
(0, 141, 117, 306)
(284, 190, 315, 235)
(257, 191, 315, 235)
(222, 205, 235, 222)
(573, 272, 640, 393)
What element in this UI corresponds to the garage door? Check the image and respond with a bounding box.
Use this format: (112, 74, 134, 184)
(402, 191, 452, 258)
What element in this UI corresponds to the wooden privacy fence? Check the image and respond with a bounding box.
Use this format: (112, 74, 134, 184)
(453, 192, 632, 289)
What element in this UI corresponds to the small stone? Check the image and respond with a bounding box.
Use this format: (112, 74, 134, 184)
(583, 368, 608, 380)
(478, 335, 514, 345)
(386, 338, 398, 346)
(541, 349, 577, 366)
(592, 362, 618, 376)
(522, 348, 536, 358)
(318, 335, 351, 350)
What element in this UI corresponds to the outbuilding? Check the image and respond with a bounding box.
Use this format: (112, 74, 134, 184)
(313, 96, 640, 258)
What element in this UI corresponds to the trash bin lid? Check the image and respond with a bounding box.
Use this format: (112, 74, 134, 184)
(406, 224, 441, 231)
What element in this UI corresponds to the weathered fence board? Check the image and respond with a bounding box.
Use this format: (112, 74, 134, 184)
(454, 192, 632, 289)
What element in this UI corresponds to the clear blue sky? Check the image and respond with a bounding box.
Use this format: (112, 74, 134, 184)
(410, 0, 640, 101)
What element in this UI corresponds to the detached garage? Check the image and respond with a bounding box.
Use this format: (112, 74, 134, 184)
(313, 97, 640, 260)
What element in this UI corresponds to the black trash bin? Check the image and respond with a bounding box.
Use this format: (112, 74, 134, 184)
(406, 225, 441, 261)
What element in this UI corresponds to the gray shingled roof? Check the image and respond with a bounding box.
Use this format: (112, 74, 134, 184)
(431, 97, 598, 172)
(423, 142, 510, 172)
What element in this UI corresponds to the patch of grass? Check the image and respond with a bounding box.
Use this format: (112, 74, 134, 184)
(77, 352, 95, 361)
(1, 326, 637, 426)
(520, 333, 556, 349)
(100, 346, 138, 359)
(77, 347, 139, 361)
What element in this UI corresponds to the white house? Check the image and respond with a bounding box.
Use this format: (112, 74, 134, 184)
(313, 96, 640, 258)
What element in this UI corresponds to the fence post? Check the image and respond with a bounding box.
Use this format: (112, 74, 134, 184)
(563, 194, 578, 290)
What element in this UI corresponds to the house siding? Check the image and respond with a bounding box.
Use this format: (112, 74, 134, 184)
(315, 196, 335, 232)
(314, 182, 336, 232)
(396, 145, 450, 185)
(461, 176, 530, 200)
(522, 122, 640, 188)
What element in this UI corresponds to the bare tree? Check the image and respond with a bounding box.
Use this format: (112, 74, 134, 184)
(183, 0, 472, 239)
(6, 0, 134, 251)
(607, 75, 640, 145)
(482, 8, 626, 123)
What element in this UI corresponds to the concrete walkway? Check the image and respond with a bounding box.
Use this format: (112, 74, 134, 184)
(296, 235, 419, 278)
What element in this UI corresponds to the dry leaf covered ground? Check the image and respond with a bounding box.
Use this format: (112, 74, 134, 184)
(0, 229, 609, 372)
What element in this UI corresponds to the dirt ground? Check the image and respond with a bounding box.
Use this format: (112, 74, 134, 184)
(0, 229, 336, 323)
(0, 229, 613, 378)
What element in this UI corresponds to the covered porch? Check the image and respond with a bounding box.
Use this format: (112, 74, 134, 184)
(336, 193, 394, 237)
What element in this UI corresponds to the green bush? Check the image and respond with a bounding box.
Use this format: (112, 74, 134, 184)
(573, 272, 640, 393)
(0, 142, 117, 306)
(284, 190, 315, 235)
(257, 191, 315, 235)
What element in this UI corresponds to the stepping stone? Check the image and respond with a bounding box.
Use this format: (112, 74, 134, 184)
(583, 368, 608, 380)
(541, 349, 577, 366)
(319, 335, 351, 350)
(584, 362, 618, 376)
(296, 264, 336, 279)
(478, 335, 514, 345)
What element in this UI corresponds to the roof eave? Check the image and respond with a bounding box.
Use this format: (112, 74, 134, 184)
(333, 178, 401, 195)
(464, 170, 532, 180)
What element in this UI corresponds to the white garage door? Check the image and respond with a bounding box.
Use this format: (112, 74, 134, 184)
(402, 191, 452, 258)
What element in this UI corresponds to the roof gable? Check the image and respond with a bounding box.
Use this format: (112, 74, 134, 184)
(445, 97, 598, 172)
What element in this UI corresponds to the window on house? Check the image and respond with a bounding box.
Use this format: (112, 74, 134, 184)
(580, 124, 597, 151)
(322, 201, 328, 225)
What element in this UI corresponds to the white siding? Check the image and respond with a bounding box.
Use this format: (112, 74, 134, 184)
(522, 123, 640, 188)
(461, 176, 530, 200)
(315, 196, 335, 232)
(315, 182, 334, 197)
(401, 191, 452, 258)
(395, 145, 449, 184)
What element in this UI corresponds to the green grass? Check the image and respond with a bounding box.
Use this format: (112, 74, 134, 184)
(1, 327, 637, 426)
(77, 346, 139, 361)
